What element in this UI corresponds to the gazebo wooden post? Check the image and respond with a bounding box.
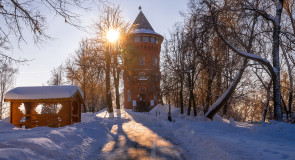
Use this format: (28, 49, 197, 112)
(70, 100, 73, 125)
(9, 102, 13, 123)
(24, 102, 33, 128)
(79, 102, 81, 122)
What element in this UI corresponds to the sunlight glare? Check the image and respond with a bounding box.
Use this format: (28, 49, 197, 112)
(106, 28, 119, 43)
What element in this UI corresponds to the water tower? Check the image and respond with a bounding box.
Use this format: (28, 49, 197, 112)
(123, 10, 163, 111)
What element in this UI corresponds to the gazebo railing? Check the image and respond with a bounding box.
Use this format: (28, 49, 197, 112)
(18, 114, 61, 128)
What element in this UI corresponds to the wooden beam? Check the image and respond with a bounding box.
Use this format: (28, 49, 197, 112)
(4, 98, 72, 103)
(9, 102, 13, 123)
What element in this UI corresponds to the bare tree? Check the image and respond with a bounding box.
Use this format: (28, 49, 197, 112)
(0, 0, 103, 62)
(201, 0, 285, 121)
(66, 39, 105, 112)
(160, 0, 294, 122)
(162, 25, 187, 116)
(0, 59, 17, 119)
(0, 0, 95, 43)
(47, 64, 66, 85)
(93, 4, 129, 116)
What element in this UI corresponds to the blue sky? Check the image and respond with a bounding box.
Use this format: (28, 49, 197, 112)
(13, 0, 188, 87)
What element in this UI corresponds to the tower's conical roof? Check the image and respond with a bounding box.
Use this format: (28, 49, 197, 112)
(132, 11, 154, 31)
(130, 10, 161, 36)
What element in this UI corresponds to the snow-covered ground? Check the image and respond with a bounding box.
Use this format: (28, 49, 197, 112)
(0, 105, 294, 160)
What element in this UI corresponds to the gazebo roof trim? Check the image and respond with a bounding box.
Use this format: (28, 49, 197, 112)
(5, 85, 83, 101)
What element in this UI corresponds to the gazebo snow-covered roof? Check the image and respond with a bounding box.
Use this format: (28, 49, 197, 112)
(5, 85, 83, 101)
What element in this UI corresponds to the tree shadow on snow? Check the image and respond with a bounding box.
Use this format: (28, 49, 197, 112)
(97, 111, 183, 160)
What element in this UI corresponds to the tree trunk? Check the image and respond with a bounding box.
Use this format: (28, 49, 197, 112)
(113, 53, 121, 110)
(191, 87, 197, 116)
(281, 95, 288, 120)
(187, 98, 192, 116)
(0, 100, 2, 120)
(179, 78, 184, 115)
(204, 72, 213, 114)
(281, 45, 293, 120)
(0, 89, 3, 119)
(262, 83, 271, 122)
(106, 46, 113, 114)
(189, 71, 197, 116)
(115, 72, 120, 109)
(222, 102, 228, 117)
(82, 67, 87, 112)
(271, 1, 283, 121)
(187, 72, 193, 116)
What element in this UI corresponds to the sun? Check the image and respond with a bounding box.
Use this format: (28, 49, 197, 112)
(106, 28, 120, 43)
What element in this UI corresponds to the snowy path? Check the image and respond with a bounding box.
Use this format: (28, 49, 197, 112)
(97, 110, 183, 160)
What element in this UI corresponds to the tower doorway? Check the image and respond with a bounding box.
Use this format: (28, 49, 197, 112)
(138, 93, 146, 106)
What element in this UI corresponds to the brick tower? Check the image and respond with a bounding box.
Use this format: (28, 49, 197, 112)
(123, 10, 163, 111)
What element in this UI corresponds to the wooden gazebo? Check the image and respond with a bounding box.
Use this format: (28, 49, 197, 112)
(4, 85, 83, 128)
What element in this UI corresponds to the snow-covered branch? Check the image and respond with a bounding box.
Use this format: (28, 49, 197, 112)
(210, 11, 276, 78)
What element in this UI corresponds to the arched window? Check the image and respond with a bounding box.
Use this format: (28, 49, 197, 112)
(139, 86, 146, 93)
(139, 56, 145, 65)
(154, 92, 157, 102)
(153, 57, 158, 66)
(128, 90, 131, 102)
(139, 72, 146, 80)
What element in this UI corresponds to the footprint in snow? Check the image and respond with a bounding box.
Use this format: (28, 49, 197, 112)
(281, 154, 289, 159)
(263, 149, 278, 154)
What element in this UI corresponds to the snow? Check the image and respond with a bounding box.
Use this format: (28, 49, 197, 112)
(224, 38, 271, 67)
(0, 104, 294, 159)
(5, 85, 83, 100)
(131, 29, 162, 36)
(273, 67, 279, 75)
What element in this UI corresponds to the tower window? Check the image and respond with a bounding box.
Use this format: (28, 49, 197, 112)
(153, 57, 158, 66)
(139, 56, 145, 65)
(156, 38, 159, 44)
(134, 36, 140, 42)
(143, 36, 149, 42)
(128, 90, 131, 102)
(139, 72, 146, 80)
(151, 37, 156, 43)
(139, 86, 146, 92)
